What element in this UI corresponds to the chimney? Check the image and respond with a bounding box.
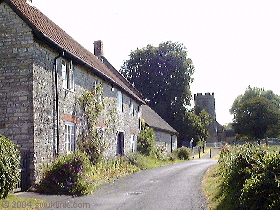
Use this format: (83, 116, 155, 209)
(26, 0, 34, 6)
(94, 40, 103, 57)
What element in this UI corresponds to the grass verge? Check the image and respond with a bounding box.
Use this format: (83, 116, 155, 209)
(86, 153, 185, 191)
(202, 164, 235, 210)
(0, 194, 47, 210)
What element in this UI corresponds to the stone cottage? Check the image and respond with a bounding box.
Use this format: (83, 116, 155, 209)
(142, 105, 177, 153)
(0, 0, 145, 187)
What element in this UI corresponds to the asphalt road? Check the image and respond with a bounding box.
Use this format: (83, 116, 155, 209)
(64, 158, 218, 210)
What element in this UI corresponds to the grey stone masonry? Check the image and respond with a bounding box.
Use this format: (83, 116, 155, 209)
(0, 2, 36, 179)
(0, 1, 143, 186)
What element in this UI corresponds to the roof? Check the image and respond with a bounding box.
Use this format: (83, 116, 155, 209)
(4, 0, 144, 104)
(142, 105, 178, 135)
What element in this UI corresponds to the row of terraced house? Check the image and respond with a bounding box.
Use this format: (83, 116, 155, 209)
(0, 0, 178, 189)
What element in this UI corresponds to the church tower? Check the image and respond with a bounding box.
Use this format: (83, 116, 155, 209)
(194, 92, 216, 120)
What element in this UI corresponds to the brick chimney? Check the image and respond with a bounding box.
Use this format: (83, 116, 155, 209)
(94, 40, 103, 57)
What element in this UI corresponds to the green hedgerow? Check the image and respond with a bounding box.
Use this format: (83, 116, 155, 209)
(218, 143, 280, 209)
(0, 135, 20, 199)
(37, 151, 94, 196)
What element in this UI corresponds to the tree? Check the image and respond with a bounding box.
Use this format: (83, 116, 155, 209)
(137, 122, 156, 156)
(183, 109, 212, 145)
(121, 41, 194, 144)
(231, 87, 280, 139)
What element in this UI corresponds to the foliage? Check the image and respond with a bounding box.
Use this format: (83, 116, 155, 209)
(218, 144, 280, 209)
(137, 122, 156, 156)
(121, 41, 194, 144)
(230, 86, 280, 139)
(0, 135, 20, 199)
(37, 152, 94, 196)
(127, 152, 179, 170)
(178, 109, 212, 145)
(173, 146, 191, 160)
(233, 96, 280, 139)
(78, 84, 117, 164)
(90, 156, 139, 185)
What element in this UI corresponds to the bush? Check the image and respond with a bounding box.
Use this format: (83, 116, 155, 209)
(174, 147, 191, 160)
(240, 151, 280, 209)
(137, 123, 156, 156)
(0, 135, 20, 199)
(77, 134, 106, 165)
(37, 152, 93, 196)
(218, 143, 280, 209)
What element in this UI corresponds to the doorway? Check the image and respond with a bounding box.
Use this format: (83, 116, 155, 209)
(117, 132, 124, 155)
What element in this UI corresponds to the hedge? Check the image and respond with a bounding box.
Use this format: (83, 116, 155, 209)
(0, 135, 20, 199)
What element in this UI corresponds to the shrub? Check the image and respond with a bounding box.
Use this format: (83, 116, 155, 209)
(174, 147, 191, 160)
(218, 143, 280, 209)
(137, 123, 156, 156)
(240, 151, 280, 209)
(0, 135, 20, 199)
(37, 152, 93, 196)
(77, 134, 106, 165)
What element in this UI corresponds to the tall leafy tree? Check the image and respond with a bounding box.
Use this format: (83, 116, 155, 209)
(121, 41, 194, 144)
(185, 110, 212, 143)
(230, 86, 280, 139)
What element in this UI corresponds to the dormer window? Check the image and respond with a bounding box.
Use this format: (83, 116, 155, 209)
(62, 60, 74, 90)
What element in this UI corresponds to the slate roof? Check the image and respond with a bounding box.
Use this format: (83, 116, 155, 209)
(142, 105, 178, 135)
(5, 0, 144, 104)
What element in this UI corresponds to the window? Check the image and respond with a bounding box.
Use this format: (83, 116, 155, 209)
(65, 122, 75, 153)
(129, 99, 134, 116)
(62, 60, 74, 90)
(131, 134, 136, 152)
(117, 91, 123, 112)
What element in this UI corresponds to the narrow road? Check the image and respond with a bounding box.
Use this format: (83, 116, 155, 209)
(68, 159, 217, 210)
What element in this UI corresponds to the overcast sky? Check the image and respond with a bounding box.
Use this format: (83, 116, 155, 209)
(32, 0, 280, 125)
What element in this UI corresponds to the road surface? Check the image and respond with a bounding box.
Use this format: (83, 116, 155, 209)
(67, 159, 217, 210)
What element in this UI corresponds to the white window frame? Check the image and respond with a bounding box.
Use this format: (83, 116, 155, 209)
(62, 60, 74, 91)
(65, 122, 75, 153)
(129, 99, 134, 116)
(117, 91, 123, 112)
(131, 134, 136, 153)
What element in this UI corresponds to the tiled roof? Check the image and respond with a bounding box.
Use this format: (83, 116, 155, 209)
(142, 105, 178, 134)
(6, 0, 144, 103)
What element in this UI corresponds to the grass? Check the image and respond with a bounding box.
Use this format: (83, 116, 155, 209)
(88, 153, 184, 190)
(191, 148, 221, 159)
(0, 194, 47, 210)
(202, 164, 236, 210)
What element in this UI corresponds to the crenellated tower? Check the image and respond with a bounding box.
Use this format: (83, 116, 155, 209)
(194, 92, 216, 120)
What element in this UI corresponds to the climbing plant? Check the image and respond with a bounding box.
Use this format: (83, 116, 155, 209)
(78, 84, 117, 164)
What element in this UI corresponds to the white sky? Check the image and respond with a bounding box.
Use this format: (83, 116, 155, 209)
(32, 0, 280, 125)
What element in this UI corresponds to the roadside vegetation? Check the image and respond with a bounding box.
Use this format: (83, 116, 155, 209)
(0, 135, 20, 199)
(36, 122, 191, 196)
(203, 143, 280, 210)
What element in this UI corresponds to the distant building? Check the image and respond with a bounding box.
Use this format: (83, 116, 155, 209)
(194, 93, 226, 143)
(141, 105, 177, 153)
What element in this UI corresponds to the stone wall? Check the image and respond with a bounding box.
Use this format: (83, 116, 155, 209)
(31, 40, 142, 181)
(1, 1, 142, 185)
(154, 130, 177, 153)
(0, 2, 36, 180)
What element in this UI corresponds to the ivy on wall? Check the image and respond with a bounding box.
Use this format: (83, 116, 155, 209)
(78, 84, 117, 164)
